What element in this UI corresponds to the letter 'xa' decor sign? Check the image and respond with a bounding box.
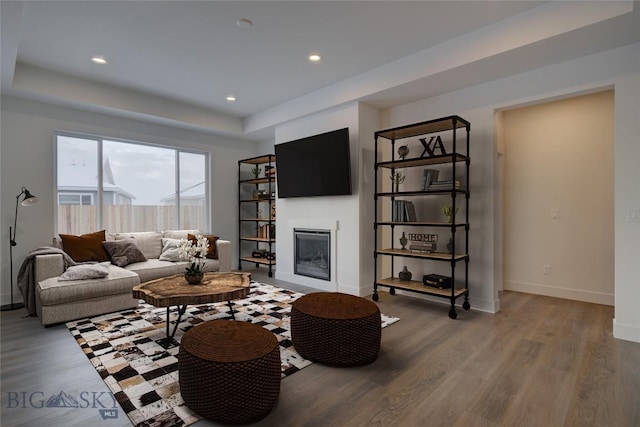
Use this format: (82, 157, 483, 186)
(419, 135, 447, 158)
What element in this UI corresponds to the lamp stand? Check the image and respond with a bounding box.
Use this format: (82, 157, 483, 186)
(1, 226, 25, 311)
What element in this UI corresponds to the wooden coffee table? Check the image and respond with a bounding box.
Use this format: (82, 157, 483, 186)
(132, 272, 251, 339)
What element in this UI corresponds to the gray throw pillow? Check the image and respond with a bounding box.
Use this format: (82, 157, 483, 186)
(59, 262, 110, 281)
(158, 238, 181, 262)
(102, 239, 147, 267)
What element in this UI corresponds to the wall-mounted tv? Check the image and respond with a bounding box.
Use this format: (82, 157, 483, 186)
(275, 128, 352, 198)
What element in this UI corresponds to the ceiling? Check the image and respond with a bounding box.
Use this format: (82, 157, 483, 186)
(2, 1, 639, 141)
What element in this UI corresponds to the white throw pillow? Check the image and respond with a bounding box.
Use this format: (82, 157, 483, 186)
(59, 262, 111, 281)
(158, 238, 181, 262)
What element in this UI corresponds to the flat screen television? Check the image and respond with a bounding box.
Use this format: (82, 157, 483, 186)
(275, 128, 352, 198)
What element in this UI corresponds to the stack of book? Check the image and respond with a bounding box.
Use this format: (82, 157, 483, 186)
(392, 200, 417, 222)
(428, 180, 461, 190)
(258, 224, 275, 239)
(422, 169, 439, 190)
(409, 242, 437, 253)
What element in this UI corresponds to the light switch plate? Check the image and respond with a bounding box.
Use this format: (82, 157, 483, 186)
(628, 209, 640, 223)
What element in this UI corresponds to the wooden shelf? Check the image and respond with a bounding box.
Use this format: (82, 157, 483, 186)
(375, 115, 469, 140)
(240, 256, 275, 265)
(376, 221, 467, 227)
(240, 177, 275, 184)
(240, 218, 274, 222)
(376, 277, 467, 298)
(239, 198, 276, 203)
(377, 153, 468, 169)
(239, 155, 275, 165)
(376, 189, 467, 197)
(240, 236, 275, 243)
(376, 248, 467, 261)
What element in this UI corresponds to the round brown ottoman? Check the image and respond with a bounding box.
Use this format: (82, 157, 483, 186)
(178, 320, 281, 425)
(291, 292, 381, 367)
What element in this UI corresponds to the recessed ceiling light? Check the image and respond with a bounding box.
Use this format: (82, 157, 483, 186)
(237, 18, 253, 29)
(91, 56, 107, 65)
(308, 54, 321, 63)
(226, 96, 237, 102)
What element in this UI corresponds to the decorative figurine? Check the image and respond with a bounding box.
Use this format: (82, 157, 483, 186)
(442, 206, 459, 223)
(390, 171, 405, 193)
(397, 145, 409, 160)
(399, 231, 408, 250)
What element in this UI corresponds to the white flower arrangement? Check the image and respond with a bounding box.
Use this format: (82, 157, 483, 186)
(178, 235, 210, 276)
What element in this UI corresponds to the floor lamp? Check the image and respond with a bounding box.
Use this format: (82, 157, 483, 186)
(1, 187, 38, 311)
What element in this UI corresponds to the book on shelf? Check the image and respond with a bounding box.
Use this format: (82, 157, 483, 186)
(392, 200, 417, 222)
(409, 242, 437, 253)
(422, 169, 440, 191)
(428, 180, 461, 190)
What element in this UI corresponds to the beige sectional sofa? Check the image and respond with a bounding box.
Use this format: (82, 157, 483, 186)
(34, 230, 231, 326)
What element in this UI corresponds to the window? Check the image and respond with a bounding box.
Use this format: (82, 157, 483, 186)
(56, 133, 209, 235)
(58, 193, 93, 205)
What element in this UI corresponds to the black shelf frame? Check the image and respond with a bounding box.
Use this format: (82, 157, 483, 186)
(238, 155, 276, 277)
(373, 115, 471, 319)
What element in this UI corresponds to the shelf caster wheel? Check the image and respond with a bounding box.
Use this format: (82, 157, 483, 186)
(372, 293, 379, 302)
(390, 287, 396, 296)
(463, 301, 470, 310)
(448, 308, 458, 319)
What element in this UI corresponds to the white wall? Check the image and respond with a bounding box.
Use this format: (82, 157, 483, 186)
(0, 96, 258, 304)
(383, 43, 640, 340)
(274, 103, 378, 296)
(502, 91, 614, 305)
(613, 72, 640, 343)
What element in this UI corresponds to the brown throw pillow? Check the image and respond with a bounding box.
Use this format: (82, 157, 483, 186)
(102, 239, 148, 267)
(188, 233, 219, 259)
(59, 230, 110, 262)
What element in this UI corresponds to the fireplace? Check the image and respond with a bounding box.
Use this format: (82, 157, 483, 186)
(294, 229, 331, 281)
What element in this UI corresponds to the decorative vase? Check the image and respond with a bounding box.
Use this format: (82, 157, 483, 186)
(399, 232, 408, 250)
(398, 266, 412, 281)
(185, 273, 204, 285)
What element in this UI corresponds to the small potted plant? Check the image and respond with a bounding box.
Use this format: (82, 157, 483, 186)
(178, 235, 210, 284)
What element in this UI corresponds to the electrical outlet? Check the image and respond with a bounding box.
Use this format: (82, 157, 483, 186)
(628, 209, 640, 223)
(551, 209, 560, 219)
(543, 265, 551, 275)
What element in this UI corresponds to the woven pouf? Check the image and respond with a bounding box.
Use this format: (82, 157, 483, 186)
(291, 292, 381, 367)
(178, 320, 281, 425)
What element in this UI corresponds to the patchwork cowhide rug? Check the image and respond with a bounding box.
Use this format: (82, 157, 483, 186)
(66, 282, 399, 427)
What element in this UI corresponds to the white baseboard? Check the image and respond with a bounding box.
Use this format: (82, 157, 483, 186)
(613, 318, 640, 343)
(504, 280, 614, 306)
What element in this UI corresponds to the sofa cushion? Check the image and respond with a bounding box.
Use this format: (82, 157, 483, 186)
(124, 259, 185, 283)
(114, 231, 162, 259)
(163, 229, 200, 240)
(59, 262, 111, 281)
(59, 230, 110, 262)
(103, 239, 148, 267)
(188, 233, 219, 259)
(38, 265, 139, 305)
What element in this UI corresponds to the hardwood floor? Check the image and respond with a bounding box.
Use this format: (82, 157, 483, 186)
(2, 269, 639, 427)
